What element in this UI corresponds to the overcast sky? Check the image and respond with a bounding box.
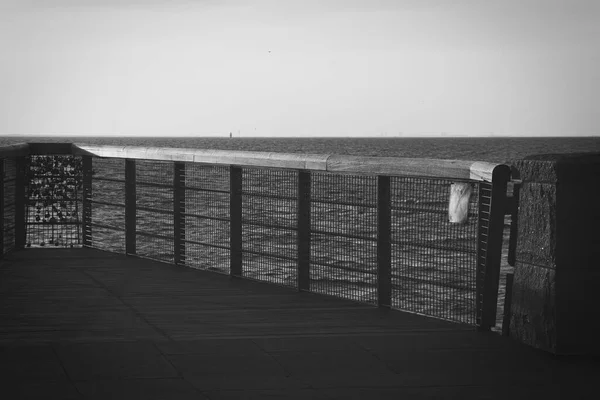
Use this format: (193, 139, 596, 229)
(1, 0, 598, 137)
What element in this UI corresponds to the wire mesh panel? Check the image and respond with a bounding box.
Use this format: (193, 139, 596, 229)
(476, 180, 493, 326)
(184, 164, 230, 274)
(310, 173, 378, 304)
(241, 168, 298, 287)
(390, 177, 479, 324)
(135, 160, 174, 263)
(90, 157, 126, 253)
(24, 155, 82, 248)
(2, 158, 17, 254)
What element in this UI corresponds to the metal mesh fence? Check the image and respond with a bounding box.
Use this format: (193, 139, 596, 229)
(390, 177, 479, 324)
(25, 155, 82, 248)
(241, 168, 298, 288)
(310, 173, 378, 304)
(12, 151, 500, 328)
(135, 160, 174, 263)
(477, 181, 493, 326)
(90, 158, 126, 253)
(2, 158, 17, 254)
(184, 164, 230, 274)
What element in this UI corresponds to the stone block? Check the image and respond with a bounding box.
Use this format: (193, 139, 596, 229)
(508, 152, 600, 356)
(514, 182, 557, 268)
(509, 264, 557, 353)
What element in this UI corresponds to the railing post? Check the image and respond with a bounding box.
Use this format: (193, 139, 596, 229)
(477, 165, 511, 330)
(297, 170, 311, 291)
(82, 156, 92, 248)
(125, 159, 136, 256)
(174, 162, 186, 266)
(230, 166, 242, 277)
(377, 175, 392, 307)
(15, 156, 26, 250)
(0, 159, 4, 256)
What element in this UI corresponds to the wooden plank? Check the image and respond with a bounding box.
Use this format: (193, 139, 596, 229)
(326, 155, 499, 182)
(174, 162, 185, 266)
(230, 166, 242, 277)
(71, 143, 502, 182)
(377, 175, 391, 307)
(297, 170, 311, 291)
(125, 159, 136, 256)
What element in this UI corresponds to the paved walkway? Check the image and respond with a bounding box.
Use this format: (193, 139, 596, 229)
(0, 249, 596, 399)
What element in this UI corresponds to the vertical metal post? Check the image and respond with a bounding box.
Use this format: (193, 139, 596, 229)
(15, 156, 26, 250)
(174, 162, 186, 266)
(125, 159, 136, 256)
(230, 166, 242, 277)
(82, 156, 93, 248)
(297, 170, 311, 291)
(477, 165, 511, 331)
(377, 175, 392, 307)
(0, 159, 4, 256)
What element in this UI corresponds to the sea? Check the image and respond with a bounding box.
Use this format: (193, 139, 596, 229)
(2, 136, 600, 163)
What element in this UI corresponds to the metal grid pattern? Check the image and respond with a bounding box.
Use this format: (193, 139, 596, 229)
(184, 164, 230, 274)
(2, 158, 17, 254)
(25, 156, 82, 248)
(310, 173, 378, 304)
(241, 168, 298, 288)
(390, 177, 479, 324)
(476, 180, 493, 326)
(135, 160, 174, 264)
(90, 158, 126, 253)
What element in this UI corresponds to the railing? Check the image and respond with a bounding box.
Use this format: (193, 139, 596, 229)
(0, 143, 514, 330)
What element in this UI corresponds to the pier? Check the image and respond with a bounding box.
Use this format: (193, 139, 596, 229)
(1, 143, 598, 398)
(1, 248, 596, 399)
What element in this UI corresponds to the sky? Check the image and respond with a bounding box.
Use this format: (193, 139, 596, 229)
(0, 0, 598, 137)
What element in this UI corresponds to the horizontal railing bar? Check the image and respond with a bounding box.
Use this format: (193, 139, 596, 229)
(70, 143, 505, 182)
(242, 192, 297, 201)
(1, 143, 508, 182)
(393, 242, 477, 255)
(312, 229, 377, 241)
(91, 222, 125, 231)
(135, 180, 174, 189)
(137, 205, 173, 215)
(93, 177, 125, 183)
(183, 212, 230, 222)
(136, 231, 172, 241)
(90, 199, 125, 208)
(242, 220, 297, 231)
(241, 248, 297, 262)
(310, 260, 378, 275)
(182, 238, 230, 250)
(311, 198, 377, 208)
(186, 186, 229, 194)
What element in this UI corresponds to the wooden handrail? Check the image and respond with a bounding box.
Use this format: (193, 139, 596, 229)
(70, 143, 504, 182)
(0, 143, 506, 182)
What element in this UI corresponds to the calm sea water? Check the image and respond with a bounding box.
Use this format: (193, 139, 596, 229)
(2, 136, 599, 163)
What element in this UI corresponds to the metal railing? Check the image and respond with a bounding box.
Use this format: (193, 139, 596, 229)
(0, 143, 513, 330)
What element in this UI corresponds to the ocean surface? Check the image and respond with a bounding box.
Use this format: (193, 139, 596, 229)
(2, 136, 600, 162)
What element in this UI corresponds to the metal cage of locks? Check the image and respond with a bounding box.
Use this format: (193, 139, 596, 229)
(25, 155, 84, 248)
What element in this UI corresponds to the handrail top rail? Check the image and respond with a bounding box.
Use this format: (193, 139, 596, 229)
(0, 142, 508, 182)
